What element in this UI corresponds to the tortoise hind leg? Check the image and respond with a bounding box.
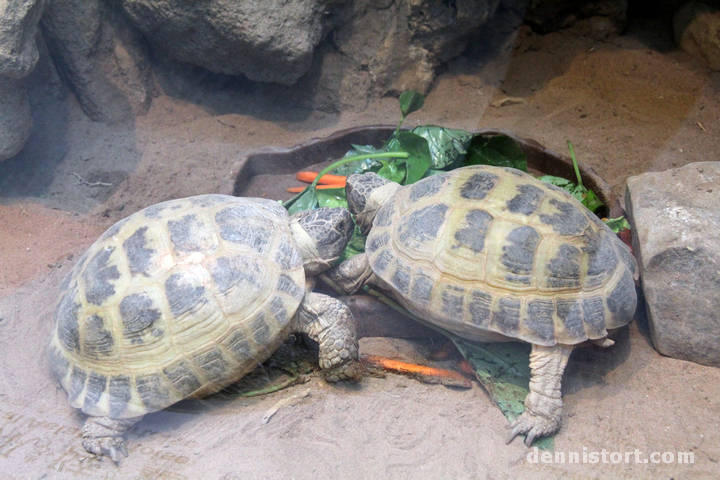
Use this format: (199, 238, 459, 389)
(506, 344, 574, 447)
(291, 292, 363, 382)
(82, 416, 140, 464)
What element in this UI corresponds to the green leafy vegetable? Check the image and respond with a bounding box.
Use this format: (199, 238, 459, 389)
(387, 131, 433, 184)
(537, 141, 605, 214)
(463, 134, 528, 172)
(337, 225, 367, 264)
(315, 187, 347, 209)
(538, 174, 605, 214)
(580, 187, 604, 213)
(603, 216, 631, 233)
(412, 126, 474, 169)
(397, 90, 425, 128)
(285, 186, 317, 215)
(377, 159, 406, 184)
(331, 145, 385, 176)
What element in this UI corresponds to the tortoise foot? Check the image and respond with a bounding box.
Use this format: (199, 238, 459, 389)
(323, 359, 364, 383)
(82, 416, 138, 464)
(505, 392, 562, 447)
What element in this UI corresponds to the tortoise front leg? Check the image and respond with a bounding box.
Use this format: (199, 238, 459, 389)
(320, 253, 375, 295)
(291, 292, 363, 382)
(82, 416, 140, 463)
(506, 344, 574, 447)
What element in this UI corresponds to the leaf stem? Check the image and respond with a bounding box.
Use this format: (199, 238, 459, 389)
(312, 152, 409, 188)
(566, 140, 583, 188)
(394, 114, 406, 138)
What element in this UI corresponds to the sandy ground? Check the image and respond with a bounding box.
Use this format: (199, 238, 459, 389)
(1, 19, 719, 479)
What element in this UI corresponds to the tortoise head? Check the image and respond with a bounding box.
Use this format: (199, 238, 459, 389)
(346, 172, 402, 234)
(290, 207, 354, 275)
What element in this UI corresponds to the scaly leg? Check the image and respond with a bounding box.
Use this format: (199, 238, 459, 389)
(320, 253, 374, 295)
(82, 416, 139, 463)
(506, 344, 574, 447)
(291, 292, 363, 382)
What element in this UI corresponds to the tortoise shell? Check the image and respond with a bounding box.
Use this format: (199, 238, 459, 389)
(47, 194, 306, 419)
(365, 166, 638, 346)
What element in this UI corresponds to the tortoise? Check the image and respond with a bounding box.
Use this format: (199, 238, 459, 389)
(47, 194, 361, 462)
(324, 165, 638, 446)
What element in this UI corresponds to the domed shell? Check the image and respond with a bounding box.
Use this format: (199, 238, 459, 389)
(47, 195, 306, 419)
(365, 166, 638, 346)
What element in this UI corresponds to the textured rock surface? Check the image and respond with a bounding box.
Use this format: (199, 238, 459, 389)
(0, 0, 45, 161)
(277, 0, 502, 111)
(119, 0, 328, 85)
(0, 0, 46, 78)
(41, 0, 153, 123)
(0, 76, 33, 160)
(524, 0, 627, 35)
(626, 162, 720, 367)
(674, 1, 720, 71)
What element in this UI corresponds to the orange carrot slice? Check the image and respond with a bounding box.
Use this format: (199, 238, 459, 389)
(295, 171, 347, 185)
(361, 355, 472, 388)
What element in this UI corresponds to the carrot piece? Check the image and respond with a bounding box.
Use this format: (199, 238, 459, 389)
(455, 359, 476, 378)
(295, 171, 347, 185)
(361, 355, 472, 388)
(428, 340, 460, 361)
(286, 184, 346, 193)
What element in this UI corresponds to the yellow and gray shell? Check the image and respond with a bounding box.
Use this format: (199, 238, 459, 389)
(366, 166, 638, 346)
(47, 195, 306, 419)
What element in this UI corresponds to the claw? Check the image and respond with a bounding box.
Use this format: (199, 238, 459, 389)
(525, 430, 537, 447)
(109, 446, 120, 464)
(505, 420, 525, 444)
(120, 443, 129, 457)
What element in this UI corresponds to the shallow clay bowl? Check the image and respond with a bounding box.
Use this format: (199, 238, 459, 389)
(224, 125, 623, 219)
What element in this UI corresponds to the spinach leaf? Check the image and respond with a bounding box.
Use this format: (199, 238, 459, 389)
(603, 216, 631, 233)
(388, 131, 432, 184)
(315, 187, 348, 209)
(377, 160, 406, 184)
(399, 90, 425, 118)
(463, 134, 528, 172)
(538, 175, 605, 214)
(336, 225, 367, 264)
(412, 126, 474, 169)
(331, 146, 384, 176)
(285, 186, 318, 215)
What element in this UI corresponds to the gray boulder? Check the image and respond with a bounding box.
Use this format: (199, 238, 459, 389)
(118, 0, 328, 85)
(0, 76, 33, 161)
(626, 162, 720, 367)
(674, 1, 720, 71)
(0, 0, 45, 161)
(41, 0, 153, 123)
(0, 0, 47, 78)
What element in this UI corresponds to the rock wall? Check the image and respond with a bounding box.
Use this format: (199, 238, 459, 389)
(1, 0, 637, 160)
